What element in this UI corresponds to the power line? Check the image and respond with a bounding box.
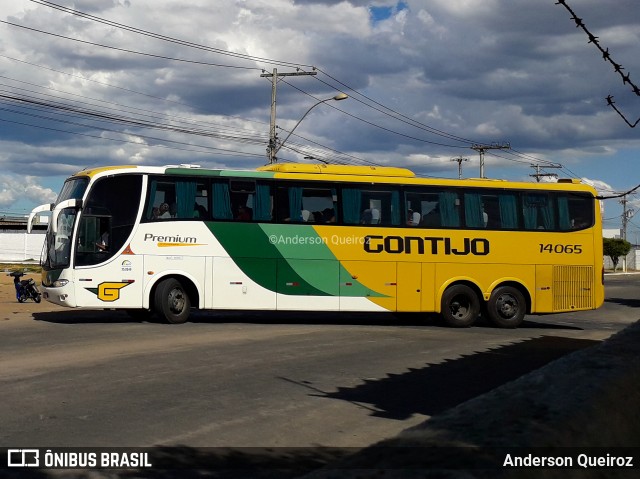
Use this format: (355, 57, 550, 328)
(28, 0, 313, 70)
(0, 55, 269, 130)
(27, 1, 493, 149)
(4, 0, 601, 185)
(0, 20, 262, 71)
(279, 78, 471, 149)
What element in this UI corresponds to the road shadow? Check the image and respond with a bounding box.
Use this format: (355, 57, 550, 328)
(286, 335, 599, 420)
(31, 308, 583, 331)
(605, 296, 640, 308)
(32, 309, 141, 324)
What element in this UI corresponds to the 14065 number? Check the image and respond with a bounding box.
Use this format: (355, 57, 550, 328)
(539, 244, 583, 254)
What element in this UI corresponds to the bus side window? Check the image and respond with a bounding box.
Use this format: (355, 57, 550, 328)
(342, 186, 400, 226)
(561, 193, 593, 231)
(147, 179, 175, 220)
(405, 189, 459, 228)
(522, 193, 555, 230)
(277, 185, 333, 223)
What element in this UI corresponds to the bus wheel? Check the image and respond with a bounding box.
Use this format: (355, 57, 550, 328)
(486, 286, 526, 328)
(154, 278, 191, 324)
(441, 284, 480, 327)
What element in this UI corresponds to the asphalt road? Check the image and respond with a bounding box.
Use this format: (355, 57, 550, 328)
(0, 274, 638, 452)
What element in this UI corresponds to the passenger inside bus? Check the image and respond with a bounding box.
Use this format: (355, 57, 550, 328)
(158, 203, 172, 219)
(236, 205, 252, 221)
(96, 230, 109, 252)
(322, 208, 336, 223)
(360, 208, 380, 224)
(423, 205, 441, 227)
(407, 209, 421, 226)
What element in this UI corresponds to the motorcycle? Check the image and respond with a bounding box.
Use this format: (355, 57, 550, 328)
(8, 271, 42, 303)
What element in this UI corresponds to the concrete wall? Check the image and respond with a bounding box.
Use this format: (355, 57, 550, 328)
(604, 247, 640, 271)
(0, 231, 45, 262)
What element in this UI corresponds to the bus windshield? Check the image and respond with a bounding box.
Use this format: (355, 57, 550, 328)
(42, 177, 89, 270)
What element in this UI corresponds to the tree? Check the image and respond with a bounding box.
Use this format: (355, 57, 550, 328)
(603, 238, 632, 271)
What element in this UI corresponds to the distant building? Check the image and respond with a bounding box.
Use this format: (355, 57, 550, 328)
(602, 228, 621, 239)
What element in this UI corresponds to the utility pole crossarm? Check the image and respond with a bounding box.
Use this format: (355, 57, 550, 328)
(529, 163, 562, 182)
(470, 142, 510, 178)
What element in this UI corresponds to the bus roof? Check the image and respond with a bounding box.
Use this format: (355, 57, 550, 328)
(71, 163, 595, 193)
(257, 163, 416, 177)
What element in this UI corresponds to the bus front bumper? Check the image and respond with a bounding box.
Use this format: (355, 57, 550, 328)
(42, 284, 77, 308)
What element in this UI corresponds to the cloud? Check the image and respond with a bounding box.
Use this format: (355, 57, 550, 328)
(0, 175, 57, 209)
(1, 0, 640, 216)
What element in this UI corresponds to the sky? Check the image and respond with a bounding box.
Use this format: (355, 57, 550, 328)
(1, 0, 640, 238)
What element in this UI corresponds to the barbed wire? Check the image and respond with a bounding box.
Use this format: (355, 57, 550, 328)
(555, 0, 639, 127)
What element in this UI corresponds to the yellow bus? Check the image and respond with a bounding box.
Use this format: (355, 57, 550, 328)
(28, 162, 604, 328)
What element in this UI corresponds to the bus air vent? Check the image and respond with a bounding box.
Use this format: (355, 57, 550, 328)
(552, 265, 594, 311)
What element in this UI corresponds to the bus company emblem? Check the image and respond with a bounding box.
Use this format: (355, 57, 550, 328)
(86, 281, 133, 302)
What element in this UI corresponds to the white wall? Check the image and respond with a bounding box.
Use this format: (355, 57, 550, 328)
(604, 248, 640, 271)
(0, 231, 46, 262)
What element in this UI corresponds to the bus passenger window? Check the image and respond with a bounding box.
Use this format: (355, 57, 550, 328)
(277, 185, 334, 223)
(523, 193, 555, 230)
(342, 187, 400, 226)
(405, 190, 459, 228)
(559, 192, 593, 231)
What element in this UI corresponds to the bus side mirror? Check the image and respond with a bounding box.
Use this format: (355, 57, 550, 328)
(27, 203, 54, 234)
(51, 199, 83, 234)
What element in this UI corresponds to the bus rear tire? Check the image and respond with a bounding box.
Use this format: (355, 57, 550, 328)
(486, 286, 526, 328)
(154, 278, 191, 324)
(441, 284, 480, 328)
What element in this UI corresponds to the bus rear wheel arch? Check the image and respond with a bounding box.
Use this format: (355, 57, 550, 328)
(153, 277, 193, 324)
(485, 284, 528, 328)
(440, 283, 481, 328)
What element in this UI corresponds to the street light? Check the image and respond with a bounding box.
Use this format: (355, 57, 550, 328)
(271, 93, 348, 163)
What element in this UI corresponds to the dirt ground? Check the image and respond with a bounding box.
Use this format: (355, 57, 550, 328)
(0, 270, 61, 318)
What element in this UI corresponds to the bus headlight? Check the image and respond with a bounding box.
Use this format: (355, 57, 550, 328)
(52, 279, 69, 287)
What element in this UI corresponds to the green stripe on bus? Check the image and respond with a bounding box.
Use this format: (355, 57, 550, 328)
(207, 223, 380, 297)
(207, 223, 330, 296)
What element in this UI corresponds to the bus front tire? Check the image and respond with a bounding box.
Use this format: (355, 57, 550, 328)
(486, 286, 526, 328)
(441, 284, 480, 328)
(154, 278, 191, 324)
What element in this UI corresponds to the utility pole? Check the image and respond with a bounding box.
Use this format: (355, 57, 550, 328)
(451, 156, 468, 179)
(529, 164, 562, 182)
(260, 68, 317, 163)
(620, 194, 629, 272)
(470, 142, 511, 178)
(620, 194, 634, 243)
